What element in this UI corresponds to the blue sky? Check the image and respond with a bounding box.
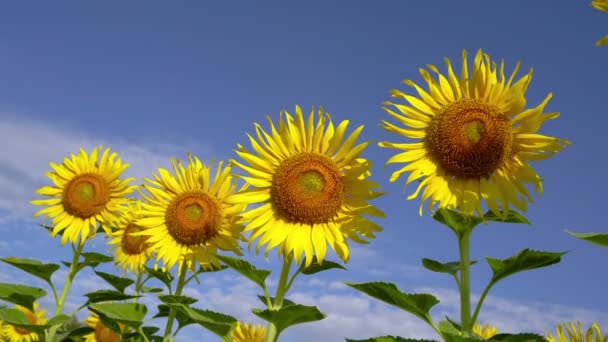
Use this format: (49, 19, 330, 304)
(0, 1, 607, 341)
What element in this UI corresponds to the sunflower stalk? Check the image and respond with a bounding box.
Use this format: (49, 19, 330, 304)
(265, 255, 293, 342)
(458, 230, 473, 336)
(163, 263, 188, 341)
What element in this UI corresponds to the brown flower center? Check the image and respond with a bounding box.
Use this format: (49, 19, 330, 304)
(14, 310, 37, 335)
(271, 153, 344, 225)
(165, 192, 222, 246)
(425, 99, 513, 178)
(94, 322, 121, 342)
(121, 223, 149, 255)
(62, 174, 110, 218)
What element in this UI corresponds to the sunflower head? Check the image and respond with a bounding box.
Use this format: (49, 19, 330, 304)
(32, 146, 136, 246)
(379, 49, 570, 218)
(1, 303, 48, 342)
(84, 310, 124, 342)
(472, 323, 498, 340)
(223, 322, 266, 342)
(546, 321, 607, 342)
(107, 200, 153, 274)
(137, 154, 246, 272)
(227, 105, 384, 266)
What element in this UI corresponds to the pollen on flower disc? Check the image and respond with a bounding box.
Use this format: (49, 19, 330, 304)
(121, 223, 149, 255)
(425, 99, 513, 178)
(95, 322, 120, 342)
(271, 152, 344, 225)
(62, 173, 110, 218)
(165, 192, 222, 246)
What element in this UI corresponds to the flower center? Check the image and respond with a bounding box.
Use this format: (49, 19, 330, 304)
(165, 192, 222, 246)
(425, 99, 513, 178)
(62, 174, 110, 218)
(271, 153, 344, 225)
(121, 223, 149, 255)
(94, 322, 121, 342)
(14, 311, 37, 335)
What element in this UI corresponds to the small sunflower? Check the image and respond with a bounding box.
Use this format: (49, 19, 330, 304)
(136, 154, 246, 272)
(32, 146, 136, 245)
(107, 200, 152, 273)
(546, 321, 607, 342)
(84, 311, 124, 342)
(1, 303, 48, 342)
(592, 0, 608, 46)
(379, 49, 570, 217)
(472, 323, 498, 340)
(224, 322, 266, 342)
(227, 105, 384, 266)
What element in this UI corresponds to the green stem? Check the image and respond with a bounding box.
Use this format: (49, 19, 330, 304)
(265, 255, 293, 342)
(133, 269, 144, 303)
(470, 282, 493, 327)
(458, 231, 472, 336)
(163, 263, 188, 341)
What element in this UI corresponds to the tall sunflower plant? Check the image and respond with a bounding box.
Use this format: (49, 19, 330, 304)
(343, 49, 572, 342)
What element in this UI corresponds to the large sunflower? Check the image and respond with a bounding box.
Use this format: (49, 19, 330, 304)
(546, 321, 607, 342)
(224, 322, 266, 342)
(227, 105, 384, 267)
(1, 303, 48, 342)
(107, 200, 152, 274)
(136, 154, 246, 272)
(32, 146, 136, 245)
(84, 310, 124, 342)
(379, 49, 570, 217)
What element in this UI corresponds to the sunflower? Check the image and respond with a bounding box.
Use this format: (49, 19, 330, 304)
(32, 146, 136, 245)
(107, 200, 152, 273)
(379, 49, 570, 217)
(1, 303, 48, 342)
(84, 311, 124, 342)
(136, 154, 246, 272)
(472, 323, 498, 340)
(592, 0, 608, 46)
(227, 105, 384, 267)
(224, 322, 266, 342)
(546, 321, 607, 342)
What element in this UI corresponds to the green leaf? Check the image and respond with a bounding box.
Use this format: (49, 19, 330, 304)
(438, 320, 461, 336)
(256, 295, 296, 308)
(346, 282, 438, 325)
(252, 304, 325, 335)
(566, 230, 608, 248)
(158, 294, 198, 305)
(89, 302, 147, 327)
(144, 266, 174, 290)
(0, 257, 60, 284)
(141, 286, 163, 293)
(197, 265, 228, 273)
(421, 258, 477, 276)
(443, 335, 484, 342)
(94, 271, 135, 293)
(345, 337, 438, 342)
(215, 255, 271, 289)
(84, 290, 139, 304)
(486, 249, 566, 285)
(432, 208, 482, 235)
(299, 257, 346, 275)
(0, 309, 70, 333)
(483, 210, 531, 225)
(123, 326, 162, 342)
(64, 326, 95, 338)
(81, 252, 114, 267)
(61, 261, 87, 274)
(0, 283, 46, 310)
(168, 303, 237, 337)
(488, 333, 547, 342)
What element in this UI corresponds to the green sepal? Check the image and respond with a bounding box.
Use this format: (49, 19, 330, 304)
(0, 282, 46, 310)
(84, 290, 139, 304)
(0, 257, 60, 284)
(486, 249, 566, 285)
(215, 254, 271, 289)
(94, 270, 135, 293)
(432, 209, 482, 235)
(421, 258, 477, 276)
(345, 282, 438, 326)
(252, 304, 325, 335)
(566, 230, 608, 248)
